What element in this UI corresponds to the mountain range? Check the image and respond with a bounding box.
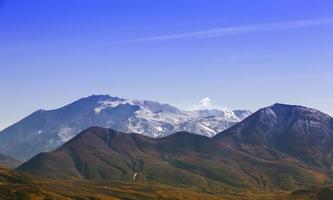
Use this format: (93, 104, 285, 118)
(18, 103, 333, 192)
(0, 95, 251, 161)
(0, 102, 333, 199)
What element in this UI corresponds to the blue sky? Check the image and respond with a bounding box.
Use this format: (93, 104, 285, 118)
(1, 0, 333, 130)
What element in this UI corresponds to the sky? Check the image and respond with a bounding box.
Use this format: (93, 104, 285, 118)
(1, 0, 333, 130)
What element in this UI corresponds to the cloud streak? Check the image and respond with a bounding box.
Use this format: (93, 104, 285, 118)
(132, 18, 333, 42)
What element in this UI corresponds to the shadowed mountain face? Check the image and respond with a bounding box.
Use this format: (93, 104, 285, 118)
(0, 95, 251, 161)
(215, 104, 333, 170)
(18, 104, 333, 191)
(0, 153, 21, 168)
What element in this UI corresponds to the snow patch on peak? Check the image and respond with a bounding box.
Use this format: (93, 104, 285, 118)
(94, 99, 137, 114)
(58, 127, 74, 142)
(0, 94, 254, 160)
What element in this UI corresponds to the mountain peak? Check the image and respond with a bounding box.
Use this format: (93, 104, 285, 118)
(269, 103, 322, 112)
(0, 95, 251, 160)
(77, 94, 120, 103)
(217, 104, 333, 169)
(269, 103, 303, 111)
(241, 103, 332, 134)
(272, 103, 297, 107)
(260, 103, 332, 120)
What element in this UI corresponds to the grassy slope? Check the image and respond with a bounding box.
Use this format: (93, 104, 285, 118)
(0, 154, 22, 168)
(0, 166, 48, 200)
(18, 127, 331, 194)
(2, 166, 332, 200)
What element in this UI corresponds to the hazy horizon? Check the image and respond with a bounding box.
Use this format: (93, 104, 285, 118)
(1, 0, 333, 130)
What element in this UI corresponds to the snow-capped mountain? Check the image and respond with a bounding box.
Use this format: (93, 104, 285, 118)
(0, 95, 251, 160)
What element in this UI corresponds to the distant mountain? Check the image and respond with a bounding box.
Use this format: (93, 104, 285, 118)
(0, 95, 251, 161)
(0, 153, 21, 168)
(18, 104, 333, 191)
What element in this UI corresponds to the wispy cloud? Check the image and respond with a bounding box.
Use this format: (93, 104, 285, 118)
(132, 18, 333, 42)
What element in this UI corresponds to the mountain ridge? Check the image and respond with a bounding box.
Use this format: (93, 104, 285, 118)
(0, 95, 251, 161)
(18, 103, 333, 191)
